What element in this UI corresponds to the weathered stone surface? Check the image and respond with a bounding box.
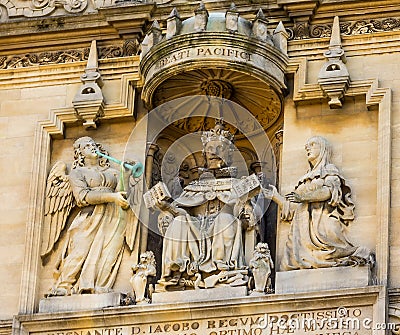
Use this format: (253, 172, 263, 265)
(152, 286, 248, 303)
(275, 266, 372, 294)
(38, 292, 122, 313)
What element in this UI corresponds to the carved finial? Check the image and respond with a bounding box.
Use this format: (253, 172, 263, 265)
(147, 20, 163, 48)
(86, 40, 99, 71)
(255, 8, 266, 20)
(318, 16, 350, 109)
(229, 2, 237, 11)
(169, 7, 180, 19)
(194, 1, 209, 32)
(225, 2, 239, 33)
(151, 19, 161, 30)
(274, 21, 286, 34)
(195, 1, 207, 13)
(72, 40, 105, 129)
(252, 8, 272, 44)
(167, 8, 182, 39)
(273, 21, 289, 54)
(330, 16, 342, 50)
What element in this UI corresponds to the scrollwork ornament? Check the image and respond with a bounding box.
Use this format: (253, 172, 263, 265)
(31, 0, 51, 9)
(63, 0, 87, 13)
(99, 46, 124, 59)
(380, 18, 400, 30)
(288, 17, 400, 40)
(0, 43, 140, 70)
(310, 24, 332, 38)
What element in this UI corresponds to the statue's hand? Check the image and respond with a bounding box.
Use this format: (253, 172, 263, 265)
(157, 200, 187, 217)
(262, 185, 278, 200)
(113, 191, 130, 209)
(285, 191, 303, 203)
(123, 159, 137, 171)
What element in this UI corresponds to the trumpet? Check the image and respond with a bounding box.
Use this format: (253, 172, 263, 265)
(95, 150, 144, 178)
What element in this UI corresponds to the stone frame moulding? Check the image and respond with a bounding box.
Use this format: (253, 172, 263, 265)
(17, 64, 141, 315)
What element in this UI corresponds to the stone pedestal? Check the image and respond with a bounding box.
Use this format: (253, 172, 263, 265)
(275, 266, 372, 294)
(38, 292, 122, 313)
(152, 286, 247, 304)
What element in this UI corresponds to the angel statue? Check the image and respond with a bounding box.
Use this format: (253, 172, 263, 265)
(41, 136, 143, 296)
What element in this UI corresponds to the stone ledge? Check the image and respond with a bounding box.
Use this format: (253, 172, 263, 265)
(14, 287, 385, 335)
(38, 292, 122, 313)
(152, 286, 248, 304)
(275, 266, 372, 294)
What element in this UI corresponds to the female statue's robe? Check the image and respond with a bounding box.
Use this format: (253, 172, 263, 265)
(280, 160, 371, 270)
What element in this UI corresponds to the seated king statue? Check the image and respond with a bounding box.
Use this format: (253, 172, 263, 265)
(146, 120, 263, 291)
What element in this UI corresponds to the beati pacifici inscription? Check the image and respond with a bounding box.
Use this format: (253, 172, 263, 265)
(155, 46, 252, 69)
(43, 307, 376, 335)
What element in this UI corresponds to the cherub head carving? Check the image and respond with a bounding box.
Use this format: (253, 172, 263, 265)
(201, 120, 235, 169)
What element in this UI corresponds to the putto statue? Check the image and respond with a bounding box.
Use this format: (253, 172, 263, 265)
(41, 136, 143, 296)
(249, 242, 274, 295)
(130, 251, 156, 304)
(265, 136, 373, 270)
(145, 121, 262, 291)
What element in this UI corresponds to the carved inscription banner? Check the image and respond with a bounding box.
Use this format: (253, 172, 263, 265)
(39, 306, 374, 335)
(155, 46, 252, 70)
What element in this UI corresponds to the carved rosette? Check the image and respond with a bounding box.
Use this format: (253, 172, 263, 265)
(200, 79, 233, 99)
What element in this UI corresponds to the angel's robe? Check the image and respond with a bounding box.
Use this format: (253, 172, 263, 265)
(54, 165, 138, 293)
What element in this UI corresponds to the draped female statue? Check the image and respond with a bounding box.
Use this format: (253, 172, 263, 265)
(265, 136, 372, 270)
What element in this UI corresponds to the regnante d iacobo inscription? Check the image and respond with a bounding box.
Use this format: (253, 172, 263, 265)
(44, 307, 371, 335)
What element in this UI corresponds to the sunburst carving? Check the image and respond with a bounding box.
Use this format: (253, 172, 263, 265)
(152, 68, 282, 134)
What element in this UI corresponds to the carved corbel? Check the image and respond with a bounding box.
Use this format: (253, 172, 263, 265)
(318, 16, 350, 109)
(194, 1, 209, 32)
(72, 40, 105, 129)
(166, 8, 182, 39)
(252, 9, 273, 45)
(225, 3, 239, 33)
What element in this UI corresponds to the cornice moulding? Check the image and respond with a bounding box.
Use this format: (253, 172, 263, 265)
(0, 56, 140, 88)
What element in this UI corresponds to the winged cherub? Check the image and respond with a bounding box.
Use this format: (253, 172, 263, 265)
(41, 136, 142, 296)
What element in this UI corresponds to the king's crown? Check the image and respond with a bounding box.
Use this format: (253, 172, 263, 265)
(201, 119, 234, 146)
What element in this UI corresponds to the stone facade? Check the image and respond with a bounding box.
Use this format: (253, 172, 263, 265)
(0, 0, 400, 334)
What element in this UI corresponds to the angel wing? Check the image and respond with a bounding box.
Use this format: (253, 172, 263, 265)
(125, 175, 144, 252)
(40, 161, 75, 258)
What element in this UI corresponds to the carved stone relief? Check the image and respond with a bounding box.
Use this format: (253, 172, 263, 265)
(41, 136, 143, 297)
(152, 69, 282, 137)
(0, 40, 138, 70)
(288, 17, 400, 40)
(264, 136, 374, 271)
(145, 122, 262, 292)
